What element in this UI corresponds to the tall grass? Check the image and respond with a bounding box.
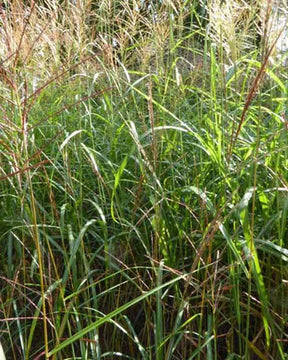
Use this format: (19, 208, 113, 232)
(0, 0, 287, 359)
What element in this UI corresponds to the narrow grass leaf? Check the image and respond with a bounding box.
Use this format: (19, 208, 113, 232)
(47, 274, 186, 357)
(0, 342, 6, 360)
(59, 130, 84, 151)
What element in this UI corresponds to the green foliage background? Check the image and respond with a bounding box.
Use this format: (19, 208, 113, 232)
(0, 0, 287, 359)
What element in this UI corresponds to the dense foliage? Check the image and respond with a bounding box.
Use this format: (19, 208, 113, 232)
(0, 0, 287, 359)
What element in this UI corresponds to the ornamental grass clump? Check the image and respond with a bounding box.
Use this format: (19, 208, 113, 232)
(0, 1, 288, 359)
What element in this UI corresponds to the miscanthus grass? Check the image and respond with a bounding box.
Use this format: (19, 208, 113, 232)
(0, 0, 287, 359)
